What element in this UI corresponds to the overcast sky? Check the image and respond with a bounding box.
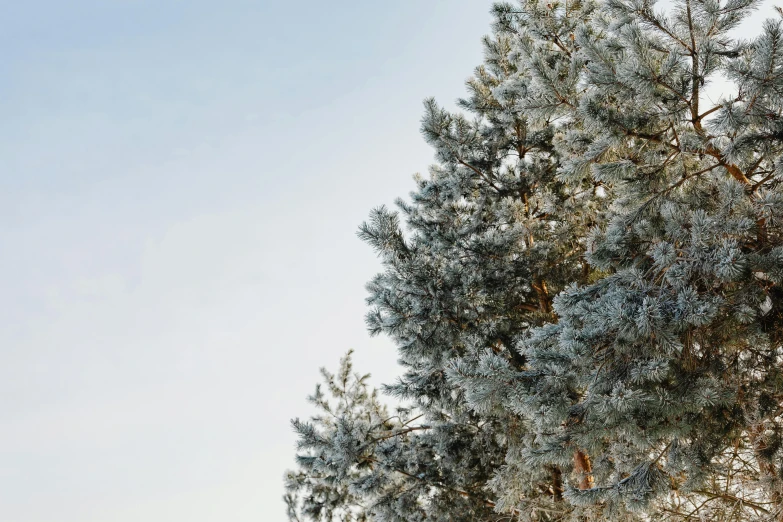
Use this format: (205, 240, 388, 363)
(1, 1, 778, 521)
(0, 1, 492, 521)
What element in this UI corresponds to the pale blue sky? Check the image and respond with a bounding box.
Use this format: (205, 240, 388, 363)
(0, 1, 492, 521)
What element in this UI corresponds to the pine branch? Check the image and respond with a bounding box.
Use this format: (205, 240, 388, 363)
(691, 489, 772, 515)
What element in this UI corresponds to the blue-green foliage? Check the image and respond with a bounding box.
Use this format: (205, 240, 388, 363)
(287, 1, 783, 520)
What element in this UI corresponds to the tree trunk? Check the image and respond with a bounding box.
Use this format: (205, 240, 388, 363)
(574, 450, 594, 490)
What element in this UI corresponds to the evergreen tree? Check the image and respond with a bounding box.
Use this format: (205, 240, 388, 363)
(286, 0, 783, 520)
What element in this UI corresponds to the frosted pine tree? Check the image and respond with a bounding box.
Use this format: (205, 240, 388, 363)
(513, 0, 783, 519)
(286, 0, 783, 520)
(285, 351, 506, 521)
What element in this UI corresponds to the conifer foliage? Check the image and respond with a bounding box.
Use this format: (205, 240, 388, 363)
(286, 0, 783, 520)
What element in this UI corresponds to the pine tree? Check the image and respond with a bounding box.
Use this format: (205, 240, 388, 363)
(286, 1, 783, 520)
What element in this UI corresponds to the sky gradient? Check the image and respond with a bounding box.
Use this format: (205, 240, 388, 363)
(1, 2, 491, 521)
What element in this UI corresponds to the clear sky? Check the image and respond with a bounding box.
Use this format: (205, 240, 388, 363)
(0, 1, 492, 521)
(2, 1, 777, 521)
